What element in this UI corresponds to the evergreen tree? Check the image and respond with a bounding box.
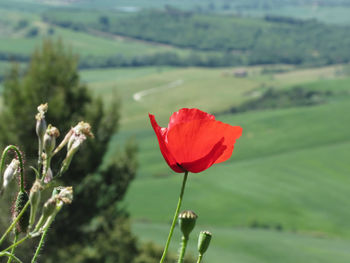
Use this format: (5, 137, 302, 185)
(0, 39, 138, 262)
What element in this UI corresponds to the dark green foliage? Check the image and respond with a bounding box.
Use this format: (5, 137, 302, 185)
(220, 86, 332, 115)
(0, 39, 139, 262)
(44, 8, 350, 67)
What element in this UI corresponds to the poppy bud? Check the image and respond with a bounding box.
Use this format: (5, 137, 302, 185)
(198, 230, 212, 255)
(43, 125, 60, 156)
(29, 180, 43, 228)
(1, 159, 20, 193)
(178, 210, 198, 239)
(13, 191, 29, 234)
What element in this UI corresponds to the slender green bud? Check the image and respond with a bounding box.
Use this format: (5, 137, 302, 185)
(178, 210, 198, 239)
(29, 180, 43, 228)
(35, 103, 48, 140)
(198, 231, 212, 255)
(43, 197, 57, 218)
(60, 122, 93, 175)
(43, 124, 60, 156)
(13, 191, 29, 233)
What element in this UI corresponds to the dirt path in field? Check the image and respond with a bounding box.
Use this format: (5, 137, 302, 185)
(133, 79, 184, 101)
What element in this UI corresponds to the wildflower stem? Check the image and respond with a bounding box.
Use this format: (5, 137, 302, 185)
(0, 252, 23, 263)
(31, 228, 48, 263)
(159, 171, 188, 263)
(0, 201, 30, 246)
(7, 233, 18, 263)
(196, 254, 203, 263)
(1, 236, 29, 253)
(0, 145, 25, 192)
(177, 236, 188, 263)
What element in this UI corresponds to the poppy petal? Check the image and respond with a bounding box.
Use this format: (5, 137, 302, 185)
(166, 119, 240, 172)
(180, 138, 227, 173)
(149, 114, 184, 173)
(214, 125, 243, 164)
(168, 108, 215, 130)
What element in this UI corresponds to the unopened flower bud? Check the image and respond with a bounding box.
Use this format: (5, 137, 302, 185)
(178, 210, 198, 239)
(29, 180, 43, 228)
(43, 197, 57, 218)
(13, 191, 29, 234)
(44, 167, 53, 184)
(43, 125, 60, 155)
(35, 103, 48, 140)
(198, 231, 212, 255)
(2, 159, 20, 190)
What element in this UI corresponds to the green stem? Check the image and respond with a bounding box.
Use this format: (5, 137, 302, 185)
(31, 228, 48, 263)
(196, 254, 203, 263)
(0, 201, 30, 247)
(177, 236, 188, 263)
(159, 171, 188, 263)
(0, 252, 23, 263)
(1, 236, 29, 253)
(0, 145, 25, 192)
(7, 234, 18, 263)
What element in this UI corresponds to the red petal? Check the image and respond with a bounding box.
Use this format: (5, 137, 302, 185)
(166, 119, 242, 173)
(149, 114, 184, 173)
(168, 108, 215, 130)
(214, 124, 242, 164)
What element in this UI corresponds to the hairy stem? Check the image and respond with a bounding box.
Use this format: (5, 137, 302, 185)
(0, 252, 23, 263)
(31, 228, 48, 263)
(1, 236, 29, 253)
(159, 171, 188, 263)
(177, 236, 188, 263)
(7, 233, 18, 263)
(0, 201, 30, 246)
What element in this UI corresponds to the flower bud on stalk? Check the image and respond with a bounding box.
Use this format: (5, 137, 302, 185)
(197, 231, 212, 256)
(29, 180, 43, 229)
(60, 122, 93, 175)
(36, 103, 48, 165)
(43, 125, 60, 157)
(1, 159, 20, 193)
(178, 210, 198, 239)
(177, 210, 198, 263)
(12, 191, 30, 234)
(34, 186, 73, 232)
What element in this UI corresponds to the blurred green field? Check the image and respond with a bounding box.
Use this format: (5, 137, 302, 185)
(79, 65, 350, 262)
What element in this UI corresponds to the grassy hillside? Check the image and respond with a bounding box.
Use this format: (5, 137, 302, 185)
(80, 65, 350, 262)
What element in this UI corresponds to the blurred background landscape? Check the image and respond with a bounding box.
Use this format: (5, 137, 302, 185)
(1, 0, 350, 262)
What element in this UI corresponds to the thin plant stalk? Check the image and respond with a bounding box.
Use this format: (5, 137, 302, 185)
(31, 228, 48, 263)
(1, 236, 29, 253)
(159, 171, 188, 263)
(0, 252, 23, 263)
(0, 201, 30, 246)
(177, 236, 188, 263)
(196, 254, 203, 263)
(7, 233, 18, 263)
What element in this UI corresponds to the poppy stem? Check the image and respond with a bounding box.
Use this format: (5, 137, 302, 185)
(159, 171, 188, 263)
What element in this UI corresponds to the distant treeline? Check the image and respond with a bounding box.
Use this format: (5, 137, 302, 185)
(42, 8, 350, 67)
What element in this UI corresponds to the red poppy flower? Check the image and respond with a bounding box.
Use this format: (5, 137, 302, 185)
(149, 108, 242, 173)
